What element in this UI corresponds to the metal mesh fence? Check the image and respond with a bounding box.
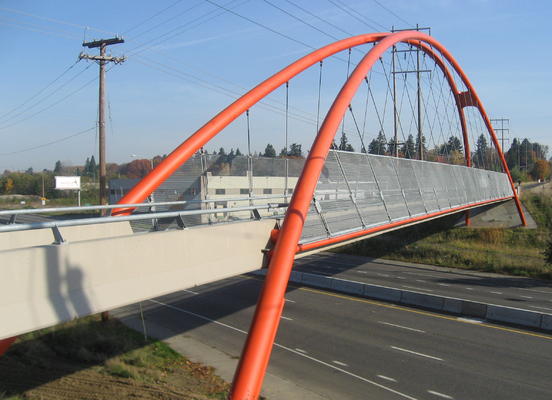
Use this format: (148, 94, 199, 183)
(300, 150, 514, 244)
(128, 150, 514, 239)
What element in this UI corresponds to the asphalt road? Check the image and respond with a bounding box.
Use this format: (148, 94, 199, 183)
(132, 273, 552, 400)
(294, 253, 552, 314)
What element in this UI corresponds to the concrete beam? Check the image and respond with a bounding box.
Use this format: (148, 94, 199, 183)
(0, 219, 275, 341)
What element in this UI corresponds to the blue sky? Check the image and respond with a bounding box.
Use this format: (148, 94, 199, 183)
(1, 0, 551, 172)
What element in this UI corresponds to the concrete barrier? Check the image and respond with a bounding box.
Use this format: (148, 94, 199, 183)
(461, 301, 488, 319)
(301, 273, 332, 289)
(248, 269, 552, 332)
(540, 314, 552, 330)
(486, 305, 542, 328)
(401, 291, 444, 311)
(443, 298, 463, 314)
(364, 284, 401, 302)
(331, 278, 364, 295)
(289, 271, 303, 283)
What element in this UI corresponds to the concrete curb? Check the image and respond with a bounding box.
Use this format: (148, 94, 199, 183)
(252, 270, 552, 331)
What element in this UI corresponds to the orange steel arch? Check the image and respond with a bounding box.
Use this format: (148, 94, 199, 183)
(0, 32, 527, 363)
(228, 31, 525, 399)
(109, 31, 526, 398)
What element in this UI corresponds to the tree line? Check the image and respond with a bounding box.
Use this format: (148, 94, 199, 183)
(2, 135, 550, 199)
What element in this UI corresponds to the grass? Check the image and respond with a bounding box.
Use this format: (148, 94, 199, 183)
(0, 315, 231, 399)
(333, 190, 552, 279)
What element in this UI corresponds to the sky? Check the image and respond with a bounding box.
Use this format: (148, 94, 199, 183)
(1, 0, 551, 172)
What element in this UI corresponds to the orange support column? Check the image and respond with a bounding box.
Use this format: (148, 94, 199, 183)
(228, 30, 433, 400)
(0, 336, 17, 357)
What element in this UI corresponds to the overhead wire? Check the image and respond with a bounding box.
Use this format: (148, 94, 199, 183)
(0, 60, 81, 121)
(0, 7, 116, 36)
(0, 126, 96, 156)
(122, 0, 187, 36)
(0, 62, 94, 127)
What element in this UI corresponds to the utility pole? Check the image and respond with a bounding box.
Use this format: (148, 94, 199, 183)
(79, 37, 126, 217)
(391, 25, 431, 159)
(491, 118, 509, 153)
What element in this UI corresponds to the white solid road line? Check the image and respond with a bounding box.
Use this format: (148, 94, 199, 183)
(378, 321, 426, 333)
(390, 346, 444, 361)
(428, 390, 455, 399)
(377, 375, 398, 382)
(151, 299, 420, 400)
(332, 360, 349, 367)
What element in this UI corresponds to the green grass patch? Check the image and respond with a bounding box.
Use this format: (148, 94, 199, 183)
(333, 193, 552, 279)
(0, 315, 230, 399)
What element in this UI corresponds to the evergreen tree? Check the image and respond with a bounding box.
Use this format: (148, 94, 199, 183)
(54, 160, 63, 173)
(475, 134, 488, 167)
(288, 143, 303, 158)
(368, 131, 387, 155)
(89, 156, 97, 176)
(401, 134, 416, 159)
(415, 134, 427, 158)
(227, 148, 236, 164)
(263, 143, 277, 158)
(338, 133, 354, 152)
(235, 148, 242, 156)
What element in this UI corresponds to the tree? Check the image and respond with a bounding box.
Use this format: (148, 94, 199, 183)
(475, 134, 488, 168)
(288, 143, 303, 158)
(415, 134, 427, 159)
(226, 148, 236, 164)
(441, 136, 463, 155)
(368, 131, 387, 155)
(54, 160, 63, 174)
(263, 143, 277, 158)
(338, 133, 354, 152)
(235, 148, 242, 156)
(401, 134, 416, 159)
(531, 160, 550, 181)
(4, 178, 13, 195)
(89, 156, 97, 176)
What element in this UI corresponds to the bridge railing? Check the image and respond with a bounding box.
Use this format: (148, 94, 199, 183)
(300, 150, 512, 244)
(0, 200, 288, 236)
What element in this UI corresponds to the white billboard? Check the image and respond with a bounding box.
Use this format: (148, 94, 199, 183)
(55, 176, 81, 190)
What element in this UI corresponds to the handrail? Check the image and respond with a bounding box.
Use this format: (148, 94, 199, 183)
(0, 203, 289, 233)
(0, 194, 293, 217)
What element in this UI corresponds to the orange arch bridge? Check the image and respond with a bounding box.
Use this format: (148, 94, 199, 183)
(111, 31, 525, 399)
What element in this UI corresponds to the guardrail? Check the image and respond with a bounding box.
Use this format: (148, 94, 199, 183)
(0, 201, 289, 234)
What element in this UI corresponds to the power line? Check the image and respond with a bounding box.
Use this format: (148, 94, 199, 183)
(0, 21, 80, 40)
(0, 60, 80, 121)
(0, 66, 97, 131)
(284, 0, 355, 37)
(0, 16, 82, 39)
(0, 126, 96, 156)
(327, 0, 387, 31)
(122, 0, 186, 36)
(263, 0, 341, 42)
(0, 62, 93, 126)
(0, 7, 117, 36)
(371, 0, 414, 29)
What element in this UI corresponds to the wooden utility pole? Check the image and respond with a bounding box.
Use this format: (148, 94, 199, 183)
(79, 37, 125, 322)
(79, 37, 125, 217)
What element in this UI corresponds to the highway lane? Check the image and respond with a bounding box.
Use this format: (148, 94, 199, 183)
(293, 253, 552, 313)
(130, 274, 552, 399)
